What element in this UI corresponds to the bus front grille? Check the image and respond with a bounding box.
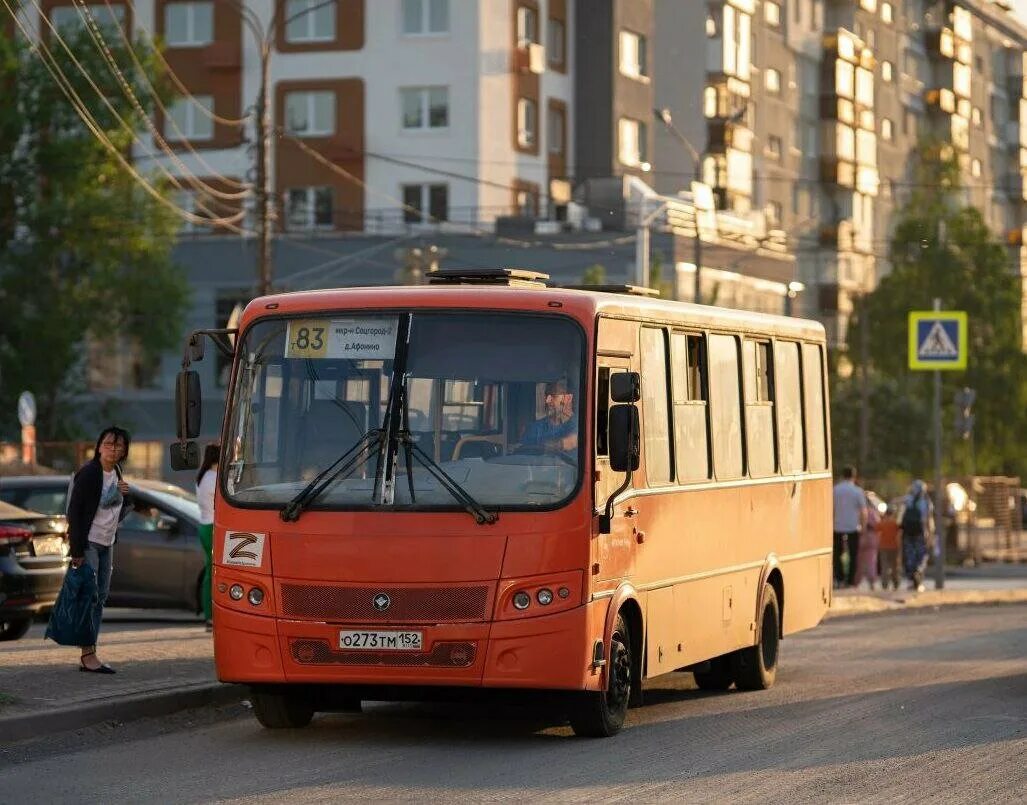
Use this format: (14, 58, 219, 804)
(290, 638, 477, 668)
(279, 584, 490, 622)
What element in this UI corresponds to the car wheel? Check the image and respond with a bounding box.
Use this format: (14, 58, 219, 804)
(0, 617, 32, 642)
(568, 614, 632, 737)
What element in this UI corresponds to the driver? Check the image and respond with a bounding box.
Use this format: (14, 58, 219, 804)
(522, 378, 577, 452)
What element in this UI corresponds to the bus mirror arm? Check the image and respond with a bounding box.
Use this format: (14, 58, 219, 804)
(180, 328, 239, 369)
(598, 404, 640, 534)
(599, 471, 634, 534)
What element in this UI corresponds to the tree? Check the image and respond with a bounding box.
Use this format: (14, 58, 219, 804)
(0, 26, 189, 440)
(845, 140, 1027, 479)
(580, 263, 607, 285)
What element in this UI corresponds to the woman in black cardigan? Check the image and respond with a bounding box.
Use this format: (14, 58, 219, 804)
(67, 426, 132, 673)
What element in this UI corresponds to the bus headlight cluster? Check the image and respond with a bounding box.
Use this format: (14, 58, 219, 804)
(247, 587, 265, 606)
(512, 587, 561, 610)
(228, 584, 244, 600)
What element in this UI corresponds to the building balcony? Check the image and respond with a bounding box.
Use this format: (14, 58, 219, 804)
(512, 43, 546, 74)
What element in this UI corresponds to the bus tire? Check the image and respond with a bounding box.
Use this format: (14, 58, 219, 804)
(568, 614, 632, 738)
(692, 655, 735, 691)
(250, 686, 315, 729)
(732, 584, 780, 691)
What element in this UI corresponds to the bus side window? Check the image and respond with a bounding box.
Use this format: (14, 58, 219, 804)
(802, 343, 829, 471)
(640, 327, 673, 485)
(708, 334, 744, 480)
(671, 332, 710, 481)
(775, 341, 805, 473)
(596, 367, 611, 457)
(743, 339, 776, 478)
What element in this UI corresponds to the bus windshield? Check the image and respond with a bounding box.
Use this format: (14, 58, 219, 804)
(223, 311, 584, 511)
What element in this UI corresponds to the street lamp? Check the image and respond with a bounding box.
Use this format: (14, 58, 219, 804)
(785, 281, 805, 317)
(654, 107, 706, 304)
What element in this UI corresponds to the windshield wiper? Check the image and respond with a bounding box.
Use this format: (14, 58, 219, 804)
(398, 433, 498, 525)
(280, 429, 383, 522)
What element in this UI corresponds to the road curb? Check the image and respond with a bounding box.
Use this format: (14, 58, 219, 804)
(826, 588, 1027, 618)
(0, 682, 247, 744)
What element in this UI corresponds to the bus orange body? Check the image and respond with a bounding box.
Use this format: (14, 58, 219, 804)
(203, 283, 833, 734)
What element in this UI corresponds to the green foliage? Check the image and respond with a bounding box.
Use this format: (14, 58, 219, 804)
(648, 250, 673, 298)
(0, 29, 188, 439)
(844, 140, 1027, 479)
(580, 263, 607, 285)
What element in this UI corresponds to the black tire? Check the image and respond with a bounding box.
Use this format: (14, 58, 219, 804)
(569, 614, 633, 738)
(0, 617, 32, 642)
(732, 584, 780, 691)
(692, 654, 735, 691)
(250, 686, 315, 729)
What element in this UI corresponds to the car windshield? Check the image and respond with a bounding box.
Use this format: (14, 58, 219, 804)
(144, 489, 201, 521)
(224, 311, 584, 510)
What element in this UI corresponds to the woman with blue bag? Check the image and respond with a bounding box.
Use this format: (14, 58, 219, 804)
(48, 426, 132, 673)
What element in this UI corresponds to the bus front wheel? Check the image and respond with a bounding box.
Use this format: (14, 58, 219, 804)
(250, 686, 315, 729)
(569, 614, 632, 738)
(732, 584, 780, 691)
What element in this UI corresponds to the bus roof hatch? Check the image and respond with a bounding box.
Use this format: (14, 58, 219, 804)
(557, 284, 661, 298)
(426, 268, 550, 288)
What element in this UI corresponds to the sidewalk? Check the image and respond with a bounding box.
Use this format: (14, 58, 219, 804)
(2, 565, 1026, 744)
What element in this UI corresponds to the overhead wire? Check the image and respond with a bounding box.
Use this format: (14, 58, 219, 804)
(1, 0, 250, 230)
(96, 0, 250, 193)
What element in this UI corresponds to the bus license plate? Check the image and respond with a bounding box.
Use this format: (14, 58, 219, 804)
(339, 630, 423, 651)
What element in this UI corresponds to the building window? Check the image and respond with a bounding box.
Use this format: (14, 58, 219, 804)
(402, 183, 448, 223)
(971, 158, 981, 178)
(401, 86, 449, 129)
(164, 2, 213, 47)
(859, 0, 877, 12)
(516, 5, 538, 47)
(284, 0, 335, 43)
(166, 96, 214, 140)
(618, 117, 647, 167)
(286, 187, 333, 229)
(881, 117, 893, 141)
(402, 0, 448, 35)
(764, 1, 781, 27)
(547, 17, 565, 67)
(517, 97, 537, 148)
(881, 2, 893, 23)
(285, 90, 335, 137)
(619, 30, 648, 79)
(548, 105, 565, 155)
(972, 106, 982, 126)
(767, 135, 783, 160)
(50, 3, 124, 32)
(765, 67, 781, 94)
(766, 201, 782, 228)
(881, 60, 893, 82)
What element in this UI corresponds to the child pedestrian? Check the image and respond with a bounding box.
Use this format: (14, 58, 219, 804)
(854, 493, 881, 590)
(877, 505, 902, 591)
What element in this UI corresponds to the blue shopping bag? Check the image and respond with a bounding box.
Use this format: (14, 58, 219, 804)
(45, 564, 100, 646)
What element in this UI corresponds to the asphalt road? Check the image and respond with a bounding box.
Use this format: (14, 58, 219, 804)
(2, 604, 1025, 803)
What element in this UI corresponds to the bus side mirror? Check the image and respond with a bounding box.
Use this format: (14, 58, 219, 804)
(170, 441, 199, 471)
(176, 370, 202, 439)
(608, 404, 640, 473)
(610, 372, 641, 403)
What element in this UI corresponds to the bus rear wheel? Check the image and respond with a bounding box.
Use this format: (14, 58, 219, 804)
(250, 686, 315, 729)
(569, 614, 632, 738)
(692, 654, 735, 691)
(732, 584, 780, 691)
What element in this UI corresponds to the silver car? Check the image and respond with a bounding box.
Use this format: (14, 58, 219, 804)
(0, 476, 205, 612)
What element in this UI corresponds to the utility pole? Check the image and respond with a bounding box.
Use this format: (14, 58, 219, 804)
(255, 42, 273, 297)
(858, 292, 871, 474)
(932, 297, 946, 590)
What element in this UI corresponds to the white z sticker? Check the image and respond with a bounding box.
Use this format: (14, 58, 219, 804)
(223, 531, 266, 567)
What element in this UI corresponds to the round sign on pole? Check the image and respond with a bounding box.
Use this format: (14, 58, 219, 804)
(17, 391, 36, 427)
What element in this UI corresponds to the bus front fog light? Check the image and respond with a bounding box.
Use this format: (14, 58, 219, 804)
(558, 587, 570, 599)
(537, 588, 554, 606)
(229, 584, 244, 601)
(247, 587, 264, 606)
(512, 591, 531, 610)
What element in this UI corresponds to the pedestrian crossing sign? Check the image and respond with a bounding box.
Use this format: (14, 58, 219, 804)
(908, 311, 968, 371)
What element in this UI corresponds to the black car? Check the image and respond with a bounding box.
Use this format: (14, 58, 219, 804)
(0, 500, 69, 641)
(0, 476, 205, 613)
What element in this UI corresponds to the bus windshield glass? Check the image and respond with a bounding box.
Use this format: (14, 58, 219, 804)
(223, 312, 584, 511)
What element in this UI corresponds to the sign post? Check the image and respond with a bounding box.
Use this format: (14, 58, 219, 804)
(17, 391, 37, 466)
(908, 305, 968, 590)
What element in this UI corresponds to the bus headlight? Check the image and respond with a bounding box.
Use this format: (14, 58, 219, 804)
(229, 584, 244, 601)
(247, 587, 265, 606)
(536, 588, 554, 606)
(512, 591, 531, 610)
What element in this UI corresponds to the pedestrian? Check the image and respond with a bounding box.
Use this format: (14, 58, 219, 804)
(854, 493, 881, 590)
(877, 505, 902, 591)
(196, 442, 220, 632)
(67, 426, 132, 673)
(899, 479, 933, 592)
(832, 466, 867, 587)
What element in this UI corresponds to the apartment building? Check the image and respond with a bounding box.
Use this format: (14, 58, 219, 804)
(656, 0, 1027, 346)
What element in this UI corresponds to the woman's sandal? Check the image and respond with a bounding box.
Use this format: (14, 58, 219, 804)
(79, 650, 116, 674)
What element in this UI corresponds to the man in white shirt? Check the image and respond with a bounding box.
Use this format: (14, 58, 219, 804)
(833, 465, 868, 588)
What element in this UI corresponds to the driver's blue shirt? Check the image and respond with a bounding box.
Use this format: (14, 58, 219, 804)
(523, 416, 577, 446)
